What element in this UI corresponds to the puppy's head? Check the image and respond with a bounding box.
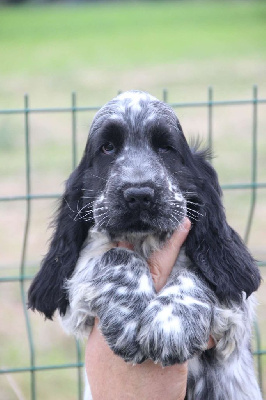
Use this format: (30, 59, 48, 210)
(28, 90, 261, 319)
(85, 91, 192, 240)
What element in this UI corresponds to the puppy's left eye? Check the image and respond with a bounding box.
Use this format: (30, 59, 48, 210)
(102, 142, 115, 155)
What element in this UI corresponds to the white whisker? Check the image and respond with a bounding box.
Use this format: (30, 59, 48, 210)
(83, 210, 93, 216)
(94, 206, 108, 212)
(96, 211, 109, 219)
(91, 174, 108, 182)
(171, 211, 185, 223)
(83, 216, 94, 222)
(185, 212, 199, 222)
(186, 200, 201, 207)
(186, 207, 204, 217)
(64, 198, 75, 213)
(98, 215, 109, 227)
(74, 203, 92, 221)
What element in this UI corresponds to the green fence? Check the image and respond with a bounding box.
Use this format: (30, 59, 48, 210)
(0, 88, 265, 400)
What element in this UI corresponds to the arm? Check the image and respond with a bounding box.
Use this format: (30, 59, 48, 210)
(86, 319, 188, 400)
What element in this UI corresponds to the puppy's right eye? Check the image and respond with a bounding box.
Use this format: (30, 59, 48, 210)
(102, 142, 115, 155)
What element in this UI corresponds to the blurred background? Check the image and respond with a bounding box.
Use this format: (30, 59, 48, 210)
(0, 1, 266, 399)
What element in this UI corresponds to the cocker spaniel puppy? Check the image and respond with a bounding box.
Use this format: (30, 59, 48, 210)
(28, 91, 262, 400)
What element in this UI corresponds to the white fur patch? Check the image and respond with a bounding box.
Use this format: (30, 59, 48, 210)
(167, 178, 174, 192)
(161, 286, 180, 296)
(180, 276, 194, 290)
(116, 286, 127, 295)
(179, 296, 210, 308)
(154, 304, 181, 333)
(174, 192, 183, 201)
(138, 274, 152, 293)
(117, 91, 157, 104)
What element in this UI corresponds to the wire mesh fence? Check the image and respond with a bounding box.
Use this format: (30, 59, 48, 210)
(0, 88, 265, 399)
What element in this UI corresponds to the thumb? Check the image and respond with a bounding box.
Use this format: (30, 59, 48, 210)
(168, 217, 191, 253)
(148, 218, 191, 292)
(149, 217, 191, 269)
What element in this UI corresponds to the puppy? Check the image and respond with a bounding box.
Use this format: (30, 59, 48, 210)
(28, 91, 262, 400)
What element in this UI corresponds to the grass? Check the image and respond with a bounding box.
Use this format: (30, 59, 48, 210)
(0, 1, 266, 74)
(0, 1, 266, 75)
(0, 1, 266, 399)
(0, 1, 266, 108)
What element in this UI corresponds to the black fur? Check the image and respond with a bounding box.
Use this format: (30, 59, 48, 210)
(184, 150, 260, 303)
(28, 159, 91, 318)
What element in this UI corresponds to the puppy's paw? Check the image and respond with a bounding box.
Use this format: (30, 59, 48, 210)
(138, 296, 212, 366)
(91, 248, 156, 362)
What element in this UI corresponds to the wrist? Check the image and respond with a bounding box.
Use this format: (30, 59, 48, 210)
(86, 322, 188, 400)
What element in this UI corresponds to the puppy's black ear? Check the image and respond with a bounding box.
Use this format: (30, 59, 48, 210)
(28, 157, 91, 319)
(185, 150, 261, 303)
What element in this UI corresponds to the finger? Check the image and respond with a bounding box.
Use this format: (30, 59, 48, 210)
(169, 217, 191, 252)
(149, 217, 191, 272)
(116, 241, 134, 250)
(207, 336, 215, 349)
(148, 218, 191, 292)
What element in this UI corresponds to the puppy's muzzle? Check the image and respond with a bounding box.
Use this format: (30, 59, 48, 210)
(123, 186, 155, 210)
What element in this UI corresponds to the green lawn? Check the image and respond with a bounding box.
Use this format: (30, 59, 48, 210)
(1, 1, 266, 75)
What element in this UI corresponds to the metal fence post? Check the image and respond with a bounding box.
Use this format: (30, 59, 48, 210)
(208, 86, 213, 157)
(244, 85, 258, 244)
(21, 94, 36, 400)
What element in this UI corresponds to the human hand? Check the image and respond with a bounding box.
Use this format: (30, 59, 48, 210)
(86, 317, 188, 400)
(148, 217, 191, 292)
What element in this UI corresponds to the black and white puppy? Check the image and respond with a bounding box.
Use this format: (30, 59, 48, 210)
(28, 91, 262, 400)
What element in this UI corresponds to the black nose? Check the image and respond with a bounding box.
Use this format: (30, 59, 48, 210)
(123, 187, 155, 210)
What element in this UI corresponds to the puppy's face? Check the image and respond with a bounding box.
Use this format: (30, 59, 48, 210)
(82, 91, 196, 239)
